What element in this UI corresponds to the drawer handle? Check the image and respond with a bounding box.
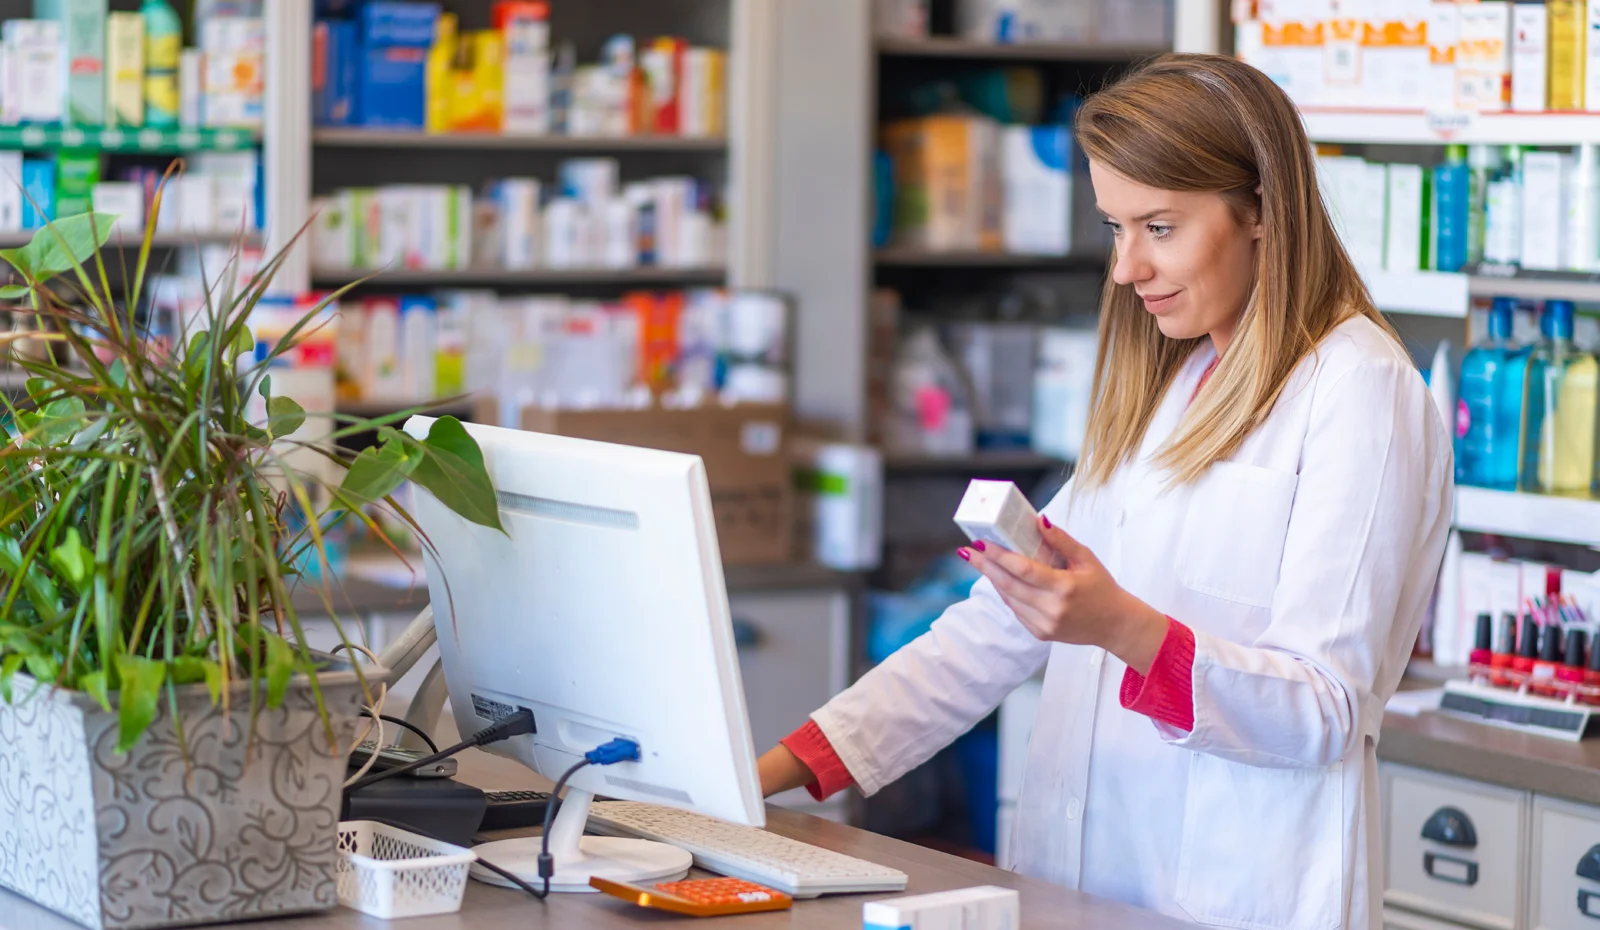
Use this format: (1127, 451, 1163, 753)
(1580, 889, 1600, 920)
(731, 619, 762, 651)
(1423, 852, 1479, 886)
(1421, 806, 1478, 848)
(1577, 843, 1600, 883)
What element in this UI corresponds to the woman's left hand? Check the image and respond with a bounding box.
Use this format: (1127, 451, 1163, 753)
(962, 517, 1170, 675)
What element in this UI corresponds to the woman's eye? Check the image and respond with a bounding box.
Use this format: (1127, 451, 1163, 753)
(1148, 224, 1173, 240)
(1101, 220, 1123, 237)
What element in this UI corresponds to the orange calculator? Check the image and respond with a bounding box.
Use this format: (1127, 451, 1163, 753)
(589, 876, 794, 917)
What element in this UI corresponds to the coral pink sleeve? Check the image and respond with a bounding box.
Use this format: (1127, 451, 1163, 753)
(1119, 618, 1197, 732)
(779, 719, 855, 801)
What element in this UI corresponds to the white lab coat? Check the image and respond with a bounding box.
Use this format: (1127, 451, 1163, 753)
(813, 316, 1454, 930)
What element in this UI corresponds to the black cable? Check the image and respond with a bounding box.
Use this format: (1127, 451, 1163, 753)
(355, 816, 546, 901)
(359, 710, 439, 754)
(535, 759, 593, 897)
(347, 710, 536, 793)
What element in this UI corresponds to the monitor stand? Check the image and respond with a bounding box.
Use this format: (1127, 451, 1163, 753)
(469, 788, 692, 893)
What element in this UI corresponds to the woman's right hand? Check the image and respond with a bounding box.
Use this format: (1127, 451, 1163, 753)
(756, 743, 817, 797)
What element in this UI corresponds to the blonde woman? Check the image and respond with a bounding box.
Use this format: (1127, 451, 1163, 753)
(759, 54, 1453, 929)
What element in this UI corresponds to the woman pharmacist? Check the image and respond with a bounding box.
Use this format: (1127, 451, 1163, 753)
(758, 53, 1453, 930)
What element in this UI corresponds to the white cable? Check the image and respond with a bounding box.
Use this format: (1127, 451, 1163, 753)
(339, 643, 389, 789)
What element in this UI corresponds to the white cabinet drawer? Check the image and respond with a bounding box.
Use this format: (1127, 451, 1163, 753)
(727, 589, 850, 763)
(1530, 795, 1600, 930)
(1384, 763, 1528, 930)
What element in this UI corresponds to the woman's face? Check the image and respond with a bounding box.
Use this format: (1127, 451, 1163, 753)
(1089, 160, 1262, 354)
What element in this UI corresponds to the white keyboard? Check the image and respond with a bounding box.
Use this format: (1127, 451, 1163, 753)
(586, 801, 909, 898)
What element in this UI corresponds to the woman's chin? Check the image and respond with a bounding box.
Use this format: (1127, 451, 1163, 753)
(1153, 314, 1206, 342)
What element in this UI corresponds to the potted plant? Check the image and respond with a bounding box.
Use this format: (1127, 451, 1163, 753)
(0, 204, 503, 930)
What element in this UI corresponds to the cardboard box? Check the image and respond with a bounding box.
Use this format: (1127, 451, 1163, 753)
(107, 12, 144, 127)
(504, 404, 794, 564)
(882, 115, 1003, 252)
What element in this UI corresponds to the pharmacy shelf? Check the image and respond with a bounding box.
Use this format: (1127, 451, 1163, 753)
(875, 247, 1104, 268)
(309, 265, 727, 288)
(1454, 487, 1600, 548)
(312, 128, 727, 152)
(1466, 267, 1600, 303)
(1362, 267, 1470, 317)
(1300, 109, 1600, 146)
(0, 231, 253, 249)
(875, 36, 1166, 62)
(884, 450, 1072, 474)
(0, 125, 260, 153)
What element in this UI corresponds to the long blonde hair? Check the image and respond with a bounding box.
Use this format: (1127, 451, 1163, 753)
(1073, 53, 1394, 487)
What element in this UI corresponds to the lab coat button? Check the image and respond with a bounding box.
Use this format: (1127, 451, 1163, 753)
(1090, 652, 1103, 669)
(1067, 798, 1082, 820)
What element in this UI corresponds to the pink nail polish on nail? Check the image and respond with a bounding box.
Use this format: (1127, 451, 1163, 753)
(972, 540, 986, 552)
(957, 548, 971, 561)
(1041, 514, 1052, 529)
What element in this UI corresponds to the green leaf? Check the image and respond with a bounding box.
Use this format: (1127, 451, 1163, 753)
(231, 326, 254, 360)
(266, 395, 305, 440)
(0, 212, 118, 283)
(0, 535, 62, 620)
(264, 632, 292, 708)
(337, 439, 420, 508)
(258, 374, 272, 401)
(49, 528, 91, 591)
(170, 656, 223, 703)
(79, 670, 110, 711)
(0, 653, 21, 702)
(108, 359, 127, 388)
(0, 284, 28, 300)
(23, 653, 56, 683)
(114, 655, 165, 752)
(409, 417, 503, 532)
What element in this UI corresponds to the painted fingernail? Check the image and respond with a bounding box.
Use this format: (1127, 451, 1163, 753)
(957, 548, 971, 561)
(972, 540, 987, 552)
(1041, 515, 1052, 529)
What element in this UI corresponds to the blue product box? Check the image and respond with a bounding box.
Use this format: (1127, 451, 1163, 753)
(21, 158, 54, 229)
(355, 44, 426, 128)
(315, 19, 358, 125)
(358, 1, 439, 47)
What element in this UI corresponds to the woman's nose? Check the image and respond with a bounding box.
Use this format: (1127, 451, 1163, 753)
(1111, 240, 1152, 287)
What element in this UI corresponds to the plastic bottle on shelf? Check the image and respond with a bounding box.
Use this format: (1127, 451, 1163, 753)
(1519, 299, 1600, 496)
(141, 0, 181, 128)
(886, 326, 975, 457)
(1466, 144, 1504, 266)
(1430, 145, 1470, 273)
(1457, 297, 1528, 490)
(1483, 145, 1526, 267)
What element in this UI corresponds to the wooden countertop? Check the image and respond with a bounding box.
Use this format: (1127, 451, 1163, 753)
(1380, 709, 1600, 804)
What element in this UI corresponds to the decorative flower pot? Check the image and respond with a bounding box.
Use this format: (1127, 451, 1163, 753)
(0, 663, 379, 930)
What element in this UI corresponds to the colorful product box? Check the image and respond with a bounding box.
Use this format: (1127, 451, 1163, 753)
(33, 0, 105, 126)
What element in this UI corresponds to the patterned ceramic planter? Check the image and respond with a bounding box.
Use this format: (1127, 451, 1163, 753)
(0, 663, 380, 930)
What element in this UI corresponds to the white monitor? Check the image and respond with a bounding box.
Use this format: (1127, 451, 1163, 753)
(402, 416, 765, 891)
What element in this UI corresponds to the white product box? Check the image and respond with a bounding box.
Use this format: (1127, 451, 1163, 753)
(1457, 2, 1511, 112)
(558, 158, 618, 208)
(653, 177, 693, 267)
(1384, 163, 1425, 272)
(1520, 150, 1569, 271)
(794, 440, 884, 572)
(400, 300, 435, 400)
(1002, 125, 1071, 255)
(1031, 326, 1096, 461)
(1322, 1, 1364, 109)
(201, 17, 264, 129)
(502, 16, 550, 135)
(192, 150, 257, 232)
(3, 20, 63, 124)
(1510, 1, 1548, 112)
(0, 151, 22, 232)
(173, 174, 215, 235)
(310, 195, 351, 270)
(494, 178, 540, 269)
(92, 182, 145, 235)
(1363, 3, 1429, 111)
(363, 299, 405, 401)
(1427, 1, 1461, 112)
(180, 48, 203, 128)
(954, 479, 1058, 567)
(542, 196, 580, 269)
(602, 199, 636, 268)
(864, 886, 1020, 930)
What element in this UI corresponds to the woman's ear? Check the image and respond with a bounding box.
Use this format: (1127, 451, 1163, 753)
(1250, 184, 1265, 240)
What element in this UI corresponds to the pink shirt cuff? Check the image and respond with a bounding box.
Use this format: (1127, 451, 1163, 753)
(779, 718, 855, 801)
(1119, 618, 1197, 732)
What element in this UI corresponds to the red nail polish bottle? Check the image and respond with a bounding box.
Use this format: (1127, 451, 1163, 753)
(1585, 630, 1600, 705)
(1558, 628, 1588, 700)
(1469, 613, 1493, 669)
(1512, 615, 1539, 685)
(1531, 623, 1564, 698)
(1489, 612, 1518, 687)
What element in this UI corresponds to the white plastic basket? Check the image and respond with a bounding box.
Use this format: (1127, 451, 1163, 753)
(336, 820, 477, 919)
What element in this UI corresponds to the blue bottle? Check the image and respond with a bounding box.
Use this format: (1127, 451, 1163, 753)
(1457, 297, 1527, 489)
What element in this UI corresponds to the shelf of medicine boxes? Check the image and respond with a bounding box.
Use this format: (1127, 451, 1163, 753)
(312, 128, 727, 152)
(1362, 267, 1471, 317)
(1299, 108, 1600, 146)
(0, 126, 260, 154)
(1454, 487, 1600, 549)
(875, 36, 1168, 63)
(883, 450, 1072, 475)
(308, 265, 727, 288)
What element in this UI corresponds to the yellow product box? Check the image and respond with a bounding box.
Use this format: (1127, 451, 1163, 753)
(425, 12, 458, 133)
(681, 47, 725, 138)
(448, 31, 504, 132)
(882, 115, 1002, 252)
(1548, 0, 1586, 111)
(106, 11, 143, 127)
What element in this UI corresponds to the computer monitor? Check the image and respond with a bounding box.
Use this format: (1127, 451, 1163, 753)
(402, 416, 765, 892)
